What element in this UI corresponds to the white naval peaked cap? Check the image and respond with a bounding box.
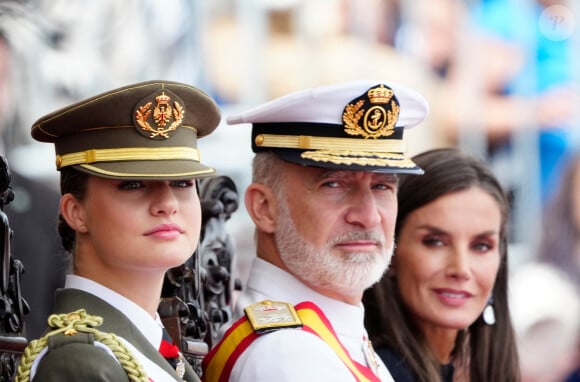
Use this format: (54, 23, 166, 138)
(227, 80, 429, 174)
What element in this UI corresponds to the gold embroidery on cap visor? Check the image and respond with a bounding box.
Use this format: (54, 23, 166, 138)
(55, 146, 200, 168)
(254, 133, 414, 168)
(342, 84, 400, 139)
(134, 91, 185, 139)
(301, 150, 417, 168)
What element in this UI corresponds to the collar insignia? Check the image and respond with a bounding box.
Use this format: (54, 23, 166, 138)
(134, 90, 185, 139)
(342, 84, 400, 139)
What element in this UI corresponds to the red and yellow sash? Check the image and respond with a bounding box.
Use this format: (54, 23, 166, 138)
(201, 301, 380, 382)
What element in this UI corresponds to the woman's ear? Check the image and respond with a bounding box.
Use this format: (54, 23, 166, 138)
(60, 193, 87, 233)
(244, 183, 277, 234)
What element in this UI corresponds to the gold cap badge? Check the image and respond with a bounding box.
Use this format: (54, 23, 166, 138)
(134, 90, 185, 139)
(342, 84, 400, 139)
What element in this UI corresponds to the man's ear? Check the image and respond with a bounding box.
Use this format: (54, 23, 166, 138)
(60, 193, 87, 233)
(244, 183, 277, 234)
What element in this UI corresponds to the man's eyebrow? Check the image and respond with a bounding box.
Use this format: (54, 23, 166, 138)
(372, 173, 398, 184)
(380, 174, 398, 183)
(317, 171, 398, 183)
(318, 170, 349, 179)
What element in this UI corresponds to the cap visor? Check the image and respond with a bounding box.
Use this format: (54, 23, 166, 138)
(72, 160, 215, 180)
(273, 149, 424, 175)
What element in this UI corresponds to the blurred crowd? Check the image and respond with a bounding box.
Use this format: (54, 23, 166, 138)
(1, 0, 579, 380)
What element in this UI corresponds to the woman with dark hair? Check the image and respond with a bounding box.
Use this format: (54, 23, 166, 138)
(363, 147, 520, 382)
(15, 80, 221, 382)
(535, 153, 580, 382)
(538, 153, 580, 287)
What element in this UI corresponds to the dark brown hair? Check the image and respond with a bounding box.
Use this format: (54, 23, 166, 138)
(363, 147, 520, 382)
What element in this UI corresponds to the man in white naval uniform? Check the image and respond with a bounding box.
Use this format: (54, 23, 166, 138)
(202, 80, 429, 381)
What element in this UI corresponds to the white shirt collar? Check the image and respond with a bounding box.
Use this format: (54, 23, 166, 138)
(65, 275, 164, 349)
(239, 258, 366, 340)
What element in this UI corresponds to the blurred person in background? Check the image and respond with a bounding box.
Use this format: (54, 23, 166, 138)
(537, 152, 580, 288)
(0, 0, 66, 340)
(532, 152, 580, 381)
(396, 0, 528, 141)
(397, 0, 579, 204)
(509, 262, 580, 382)
(363, 148, 520, 382)
(202, 0, 449, 154)
(467, 0, 579, 203)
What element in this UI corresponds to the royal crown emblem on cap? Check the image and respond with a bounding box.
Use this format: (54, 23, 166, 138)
(342, 84, 400, 139)
(134, 90, 185, 139)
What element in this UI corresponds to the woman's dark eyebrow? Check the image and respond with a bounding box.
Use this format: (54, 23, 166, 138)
(417, 224, 499, 238)
(416, 224, 447, 235)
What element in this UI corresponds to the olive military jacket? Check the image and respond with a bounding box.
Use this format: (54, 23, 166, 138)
(30, 288, 199, 382)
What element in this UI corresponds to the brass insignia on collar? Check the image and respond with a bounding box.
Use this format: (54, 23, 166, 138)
(342, 84, 399, 139)
(134, 90, 185, 139)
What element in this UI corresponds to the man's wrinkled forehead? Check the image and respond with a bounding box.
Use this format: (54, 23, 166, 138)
(321, 168, 397, 179)
(295, 166, 399, 184)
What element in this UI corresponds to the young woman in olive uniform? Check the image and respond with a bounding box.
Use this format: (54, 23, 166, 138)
(16, 80, 221, 382)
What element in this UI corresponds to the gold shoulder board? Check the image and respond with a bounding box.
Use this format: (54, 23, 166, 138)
(244, 300, 303, 334)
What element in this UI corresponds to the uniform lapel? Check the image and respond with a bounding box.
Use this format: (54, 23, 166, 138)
(52, 288, 198, 381)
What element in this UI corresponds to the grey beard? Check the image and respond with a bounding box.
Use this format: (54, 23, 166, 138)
(275, 202, 393, 298)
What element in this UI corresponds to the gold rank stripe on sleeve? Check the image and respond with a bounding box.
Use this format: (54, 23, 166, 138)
(201, 301, 381, 382)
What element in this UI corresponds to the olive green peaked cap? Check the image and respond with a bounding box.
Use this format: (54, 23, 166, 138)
(31, 80, 221, 180)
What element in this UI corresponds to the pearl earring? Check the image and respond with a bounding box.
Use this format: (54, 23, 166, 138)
(483, 297, 496, 325)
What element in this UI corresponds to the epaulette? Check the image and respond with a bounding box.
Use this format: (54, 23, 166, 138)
(203, 301, 382, 382)
(244, 300, 303, 334)
(14, 309, 148, 382)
